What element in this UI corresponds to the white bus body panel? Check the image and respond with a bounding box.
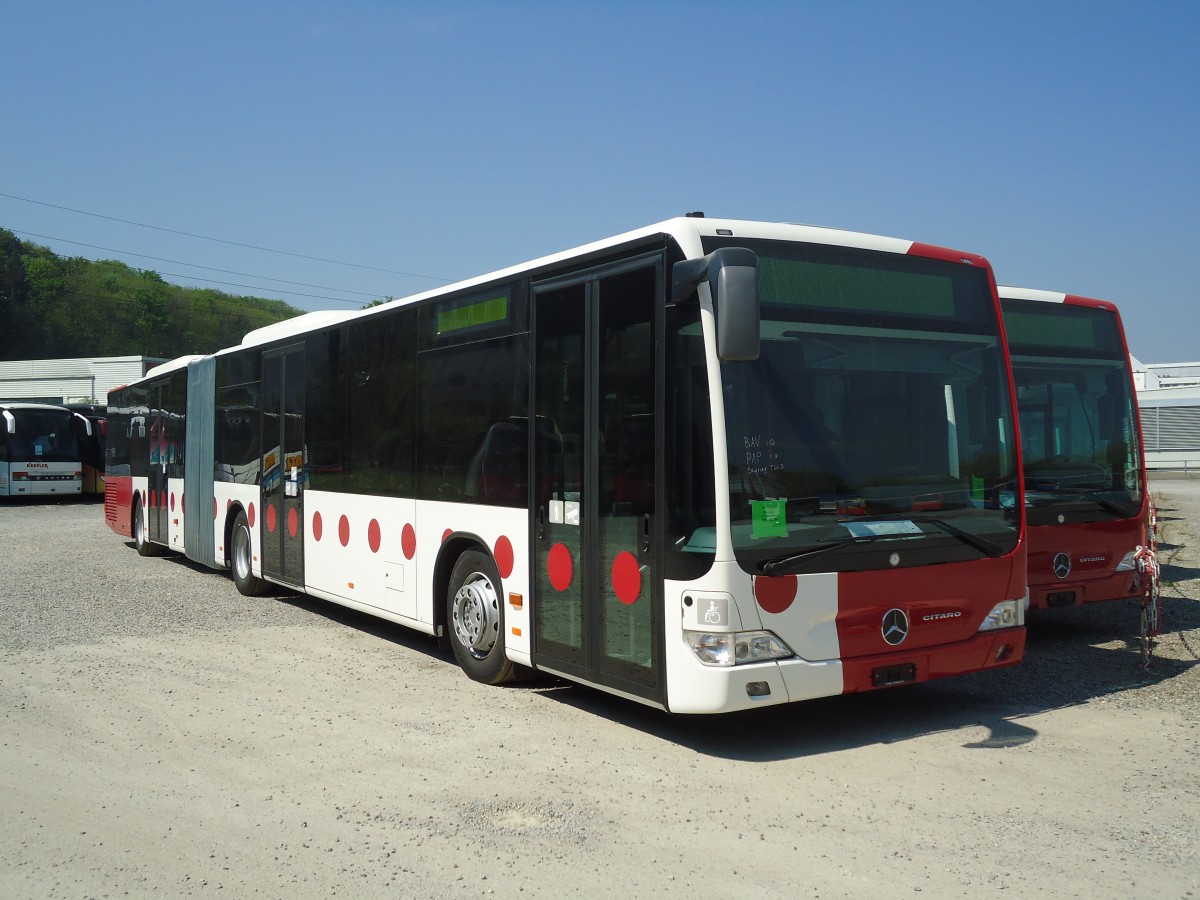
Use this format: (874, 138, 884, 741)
(0, 462, 81, 496)
(664, 563, 846, 714)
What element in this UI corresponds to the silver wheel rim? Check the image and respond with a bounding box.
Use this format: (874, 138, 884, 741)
(234, 525, 252, 580)
(451, 570, 500, 660)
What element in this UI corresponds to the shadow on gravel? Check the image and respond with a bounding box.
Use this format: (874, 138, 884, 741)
(148, 548, 1198, 764)
(1, 493, 103, 506)
(528, 597, 1199, 762)
(150, 549, 461, 661)
(213, 567, 1199, 762)
(1161, 561, 1200, 586)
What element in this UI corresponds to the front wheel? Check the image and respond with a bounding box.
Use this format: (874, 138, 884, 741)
(231, 510, 266, 596)
(447, 550, 515, 684)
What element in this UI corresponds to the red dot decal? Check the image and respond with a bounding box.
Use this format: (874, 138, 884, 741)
(248, 503, 256, 527)
(547, 543, 573, 591)
(754, 575, 798, 614)
(611, 551, 641, 605)
(442, 528, 452, 544)
(149, 490, 156, 508)
(181, 493, 186, 513)
(288, 507, 299, 538)
(494, 535, 514, 579)
(213, 497, 218, 520)
(368, 519, 381, 553)
(402, 523, 417, 559)
(338, 515, 350, 547)
(170, 492, 175, 512)
(266, 503, 277, 533)
(312, 511, 323, 541)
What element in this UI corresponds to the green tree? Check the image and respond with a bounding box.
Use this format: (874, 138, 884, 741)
(0, 228, 304, 361)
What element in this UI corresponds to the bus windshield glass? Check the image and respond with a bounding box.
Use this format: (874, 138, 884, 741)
(703, 238, 1020, 575)
(1002, 298, 1143, 523)
(7, 407, 81, 462)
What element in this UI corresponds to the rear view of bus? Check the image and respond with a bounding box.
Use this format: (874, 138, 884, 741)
(998, 287, 1148, 610)
(0, 403, 85, 497)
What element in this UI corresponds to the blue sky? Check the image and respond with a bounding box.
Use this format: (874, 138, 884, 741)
(2, 1, 1196, 362)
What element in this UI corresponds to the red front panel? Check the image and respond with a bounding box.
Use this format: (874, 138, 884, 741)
(840, 627, 1026, 693)
(837, 553, 1026, 658)
(1025, 519, 1145, 609)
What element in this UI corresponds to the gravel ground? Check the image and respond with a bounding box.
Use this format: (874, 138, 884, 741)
(0, 478, 1197, 898)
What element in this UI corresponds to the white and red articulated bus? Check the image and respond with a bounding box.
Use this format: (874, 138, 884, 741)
(998, 287, 1149, 611)
(104, 216, 1026, 714)
(0, 403, 89, 498)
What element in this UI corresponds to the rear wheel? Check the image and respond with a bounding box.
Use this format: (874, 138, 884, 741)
(133, 500, 159, 557)
(231, 510, 266, 596)
(447, 550, 515, 684)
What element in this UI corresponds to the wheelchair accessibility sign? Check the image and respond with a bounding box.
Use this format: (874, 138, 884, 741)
(701, 597, 728, 626)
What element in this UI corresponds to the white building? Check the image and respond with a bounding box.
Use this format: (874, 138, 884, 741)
(0, 356, 167, 405)
(1133, 357, 1200, 473)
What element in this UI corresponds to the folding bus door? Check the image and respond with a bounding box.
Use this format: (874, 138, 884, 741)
(531, 255, 664, 703)
(261, 344, 306, 589)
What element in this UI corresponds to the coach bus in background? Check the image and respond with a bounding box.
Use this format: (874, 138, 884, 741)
(0, 403, 90, 498)
(998, 287, 1149, 610)
(67, 403, 107, 496)
(104, 216, 1027, 714)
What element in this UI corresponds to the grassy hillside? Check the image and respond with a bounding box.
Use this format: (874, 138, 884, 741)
(0, 227, 303, 360)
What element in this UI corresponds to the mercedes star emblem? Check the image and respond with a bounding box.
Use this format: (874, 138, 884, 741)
(881, 608, 910, 645)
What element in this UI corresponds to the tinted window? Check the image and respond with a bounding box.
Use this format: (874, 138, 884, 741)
(306, 328, 347, 490)
(215, 352, 261, 484)
(342, 309, 418, 496)
(418, 335, 530, 505)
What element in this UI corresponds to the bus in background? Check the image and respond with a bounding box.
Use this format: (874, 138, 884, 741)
(105, 216, 1026, 714)
(0, 403, 89, 498)
(998, 287, 1149, 610)
(68, 403, 108, 496)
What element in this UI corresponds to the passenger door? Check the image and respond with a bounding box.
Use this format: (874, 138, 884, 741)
(531, 255, 664, 702)
(261, 344, 306, 588)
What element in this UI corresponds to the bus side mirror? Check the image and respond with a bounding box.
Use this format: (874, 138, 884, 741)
(72, 412, 93, 437)
(671, 247, 760, 362)
(3, 411, 14, 435)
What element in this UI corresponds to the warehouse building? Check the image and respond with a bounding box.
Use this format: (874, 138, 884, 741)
(0, 356, 166, 405)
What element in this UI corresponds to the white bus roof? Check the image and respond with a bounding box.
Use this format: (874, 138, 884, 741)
(0, 402, 71, 412)
(143, 215, 984, 374)
(997, 285, 1119, 314)
(144, 355, 207, 380)
(338, 215, 935, 328)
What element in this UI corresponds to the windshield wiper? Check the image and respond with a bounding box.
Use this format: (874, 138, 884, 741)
(1053, 487, 1138, 518)
(911, 516, 1005, 558)
(758, 535, 893, 575)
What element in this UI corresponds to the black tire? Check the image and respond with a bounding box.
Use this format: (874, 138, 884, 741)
(447, 549, 515, 684)
(230, 510, 266, 596)
(133, 499, 160, 557)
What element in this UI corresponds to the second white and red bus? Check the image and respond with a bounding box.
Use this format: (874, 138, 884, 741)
(998, 287, 1149, 610)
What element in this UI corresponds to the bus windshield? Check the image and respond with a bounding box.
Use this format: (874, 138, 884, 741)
(1002, 298, 1143, 523)
(705, 239, 1020, 575)
(6, 407, 81, 462)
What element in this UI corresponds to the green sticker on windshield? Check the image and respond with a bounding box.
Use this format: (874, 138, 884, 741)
(972, 476, 985, 502)
(751, 499, 788, 538)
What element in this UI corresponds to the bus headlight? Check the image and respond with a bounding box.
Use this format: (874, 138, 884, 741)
(684, 630, 793, 666)
(978, 599, 1022, 632)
